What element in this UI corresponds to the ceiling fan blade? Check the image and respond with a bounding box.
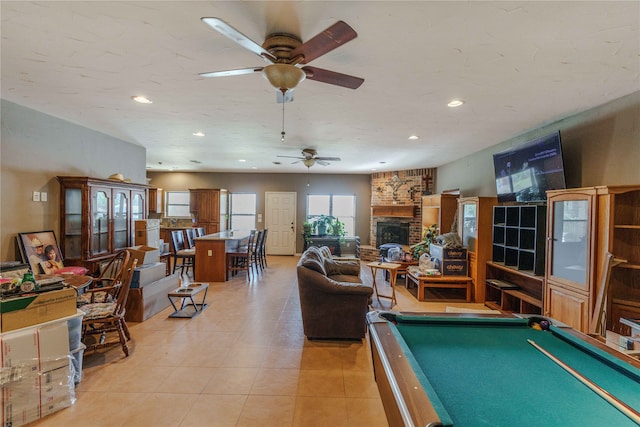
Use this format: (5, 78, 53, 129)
(276, 89, 294, 103)
(201, 17, 276, 63)
(199, 67, 263, 78)
(316, 160, 330, 166)
(315, 156, 341, 161)
(276, 155, 304, 159)
(302, 66, 364, 89)
(290, 21, 357, 64)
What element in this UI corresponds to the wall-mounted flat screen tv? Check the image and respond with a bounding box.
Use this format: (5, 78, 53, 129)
(492, 131, 566, 203)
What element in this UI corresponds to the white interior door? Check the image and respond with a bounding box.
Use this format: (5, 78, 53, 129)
(265, 192, 296, 255)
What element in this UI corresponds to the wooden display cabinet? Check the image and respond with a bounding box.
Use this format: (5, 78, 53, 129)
(457, 196, 497, 302)
(189, 189, 228, 235)
(485, 261, 544, 314)
(545, 185, 640, 334)
(57, 176, 148, 273)
(148, 187, 162, 214)
(421, 194, 458, 237)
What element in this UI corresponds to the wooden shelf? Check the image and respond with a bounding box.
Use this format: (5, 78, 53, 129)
(371, 205, 415, 218)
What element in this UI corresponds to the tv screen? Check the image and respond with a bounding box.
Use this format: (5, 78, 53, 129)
(492, 131, 566, 203)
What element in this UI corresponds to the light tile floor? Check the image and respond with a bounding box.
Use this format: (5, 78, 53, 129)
(32, 256, 491, 427)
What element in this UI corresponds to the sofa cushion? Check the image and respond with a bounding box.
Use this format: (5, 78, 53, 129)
(328, 274, 362, 284)
(301, 257, 326, 275)
(323, 257, 342, 276)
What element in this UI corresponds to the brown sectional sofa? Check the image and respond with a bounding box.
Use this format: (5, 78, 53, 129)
(296, 246, 373, 340)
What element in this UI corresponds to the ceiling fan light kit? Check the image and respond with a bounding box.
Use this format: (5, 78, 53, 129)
(262, 64, 306, 92)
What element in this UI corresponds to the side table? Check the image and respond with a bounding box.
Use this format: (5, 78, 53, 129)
(367, 261, 401, 306)
(168, 283, 209, 318)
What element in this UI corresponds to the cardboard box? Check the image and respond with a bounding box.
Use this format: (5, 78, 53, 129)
(40, 366, 73, 417)
(429, 244, 467, 261)
(131, 262, 167, 288)
(0, 288, 77, 333)
(128, 245, 160, 266)
(125, 274, 180, 322)
(438, 259, 469, 276)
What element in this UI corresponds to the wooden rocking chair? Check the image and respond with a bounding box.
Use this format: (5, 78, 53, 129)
(80, 257, 138, 357)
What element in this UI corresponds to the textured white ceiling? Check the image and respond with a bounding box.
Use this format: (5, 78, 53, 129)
(2, 1, 639, 174)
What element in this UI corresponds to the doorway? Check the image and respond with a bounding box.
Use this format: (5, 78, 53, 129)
(265, 192, 296, 255)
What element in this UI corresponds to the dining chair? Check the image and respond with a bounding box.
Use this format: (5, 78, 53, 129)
(185, 228, 197, 249)
(171, 230, 195, 276)
(80, 257, 137, 357)
(226, 229, 256, 279)
(259, 228, 268, 269)
(77, 249, 130, 306)
(251, 230, 264, 273)
(195, 227, 206, 237)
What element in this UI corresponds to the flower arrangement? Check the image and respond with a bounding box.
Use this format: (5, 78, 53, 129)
(412, 224, 439, 259)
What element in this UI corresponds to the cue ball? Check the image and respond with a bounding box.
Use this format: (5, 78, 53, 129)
(540, 320, 550, 330)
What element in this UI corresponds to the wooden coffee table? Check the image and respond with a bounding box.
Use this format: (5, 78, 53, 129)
(406, 270, 472, 302)
(168, 283, 209, 318)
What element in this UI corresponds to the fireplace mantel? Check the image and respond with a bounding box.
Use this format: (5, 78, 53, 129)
(371, 205, 415, 218)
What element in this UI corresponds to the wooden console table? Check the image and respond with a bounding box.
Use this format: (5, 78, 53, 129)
(407, 270, 472, 302)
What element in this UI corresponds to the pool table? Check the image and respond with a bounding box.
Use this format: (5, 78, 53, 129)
(367, 312, 640, 427)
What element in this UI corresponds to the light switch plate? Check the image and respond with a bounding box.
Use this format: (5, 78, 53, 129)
(41, 192, 48, 202)
(32, 191, 40, 202)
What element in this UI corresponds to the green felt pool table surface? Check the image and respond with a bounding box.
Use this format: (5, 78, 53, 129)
(369, 313, 640, 427)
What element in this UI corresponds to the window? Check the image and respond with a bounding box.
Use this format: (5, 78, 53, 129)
(307, 194, 356, 236)
(231, 193, 257, 230)
(165, 191, 191, 217)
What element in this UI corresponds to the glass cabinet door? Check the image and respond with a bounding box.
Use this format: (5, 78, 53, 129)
(63, 188, 83, 259)
(549, 198, 591, 290)
(132, 192, 145, 221)
(91, 188, 110, 256)
(113, 190, 129, 250)
(461, 202, 478, 252)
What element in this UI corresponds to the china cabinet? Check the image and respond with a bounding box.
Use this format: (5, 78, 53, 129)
(57, 176, 148, 273)
(457, 196, 497, 302)
(545, 185, 640, 334)
(421, 194, 458, 237)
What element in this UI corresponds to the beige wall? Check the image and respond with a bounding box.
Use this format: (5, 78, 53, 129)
(2, 91, 638, 261)
(147, 171, 372, 252)
(1, 100, 146, 262)
(436, 91, 640, 195)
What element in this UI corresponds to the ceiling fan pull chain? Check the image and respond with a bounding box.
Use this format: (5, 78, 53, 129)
(280, 100, 286, 143)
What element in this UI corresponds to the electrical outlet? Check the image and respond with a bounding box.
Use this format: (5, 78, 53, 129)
(41, 192, 48, 202)
(32, 191, 40, 202)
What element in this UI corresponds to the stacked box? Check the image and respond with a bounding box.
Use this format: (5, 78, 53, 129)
(1, 320, 74, 426)
(0, 288, 77, 333)
(128, 245, 160, 266)
(429, 244, 468, 276)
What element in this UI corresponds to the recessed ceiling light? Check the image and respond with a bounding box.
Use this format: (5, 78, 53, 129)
(238, 159, 246, 162)
(408, 135, 419, 140)
(447, 99, 464, 108)
(131, 95, 152, 104)
(251, 166, 257, 170)
(193, 131, 205, 137)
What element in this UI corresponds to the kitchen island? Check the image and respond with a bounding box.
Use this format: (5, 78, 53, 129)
(194, 230, 252, 282)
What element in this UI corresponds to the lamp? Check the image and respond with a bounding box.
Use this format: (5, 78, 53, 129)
(262, 64, 306, 91)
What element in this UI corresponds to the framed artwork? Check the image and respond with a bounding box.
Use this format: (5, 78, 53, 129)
(17, 230, 64, 274)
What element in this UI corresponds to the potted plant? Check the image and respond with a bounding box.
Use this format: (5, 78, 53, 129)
(312, 215, 335, 236)
(330, 218, 346, 242)
(302, 222, 313, 245)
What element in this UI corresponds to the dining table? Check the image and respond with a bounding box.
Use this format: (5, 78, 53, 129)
(194, 229, 252, 282)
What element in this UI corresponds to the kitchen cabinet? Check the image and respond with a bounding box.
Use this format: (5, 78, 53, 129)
(189, 189, 228, 235)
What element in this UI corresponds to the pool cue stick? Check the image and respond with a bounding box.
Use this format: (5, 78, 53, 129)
(527, 339, 640, 424)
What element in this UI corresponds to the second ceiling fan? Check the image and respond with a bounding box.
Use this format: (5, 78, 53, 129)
(277, 148, 341, 168)
(200, 17, 364, 102)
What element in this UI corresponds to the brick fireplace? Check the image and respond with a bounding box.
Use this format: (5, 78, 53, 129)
(361, 169, 435, 261)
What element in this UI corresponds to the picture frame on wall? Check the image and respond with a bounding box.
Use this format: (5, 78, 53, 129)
(17, 230, 64, 274)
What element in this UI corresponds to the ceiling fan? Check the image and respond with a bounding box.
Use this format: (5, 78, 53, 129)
(277, 148, 341, 168)
(199, 17, 364, 102)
